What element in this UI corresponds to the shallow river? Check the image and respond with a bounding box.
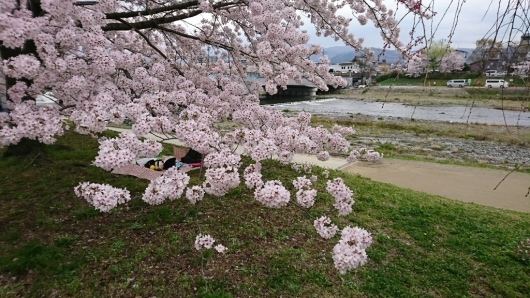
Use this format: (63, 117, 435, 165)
(267, 98, 530, 127)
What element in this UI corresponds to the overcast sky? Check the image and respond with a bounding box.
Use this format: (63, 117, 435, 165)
(303, 0, 525, 50)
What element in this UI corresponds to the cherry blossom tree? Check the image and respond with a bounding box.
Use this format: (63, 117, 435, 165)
(439, 51, 465, 73)
(406, 52, 427, 76)
(0, 0, 436, 274)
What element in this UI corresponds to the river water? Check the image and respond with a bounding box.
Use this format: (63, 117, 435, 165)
(265, 98, 530, 127)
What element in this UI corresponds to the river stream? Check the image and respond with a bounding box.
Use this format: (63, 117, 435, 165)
(266, 98, 530, 127)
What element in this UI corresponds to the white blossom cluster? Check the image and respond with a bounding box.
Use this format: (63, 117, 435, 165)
(202, 167, 240, 197)
(332, 227, 373, 274)
(93, 132, 162, 171)
(293, 176, 317, 208)
(194, 234, 227, 254)
(201, 149, 242, 196)
(326, 178, 355, 216)
(290, 163, 313, 174)
(254, 180, 290, 208)
(313, 216, 339, 239)
(316, 151, 330, 161)
(203, 149, 241, 168)
(347, 148, 382, 163)
(0, 102, 64, 147)
(243, 163, 264, 190)
(74, 182, 131, 213)
(142, 168, 190, 205)
(347, 150, 361, 163)
(194, 234, 215, 250)
(332, 125, 356, 136)
(185, 185, 205, 205)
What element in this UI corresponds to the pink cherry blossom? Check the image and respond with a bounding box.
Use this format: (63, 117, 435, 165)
(74, 182, 131, 213)
(254, 180, 290, 208)
(186, 185, 205, 205)
(313, 216, 339, 239)
(195, 234, 215, 250)
(326, 178, 355, 216)
(332, 226, 373, 274)
(0, 0, 434, 274)
(214, 244, 227, 253)
(142, 168, 190, 205)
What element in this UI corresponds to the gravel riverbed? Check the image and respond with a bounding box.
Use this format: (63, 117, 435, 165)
(296, 86, 530, 170)
(351, 129, 529, 169)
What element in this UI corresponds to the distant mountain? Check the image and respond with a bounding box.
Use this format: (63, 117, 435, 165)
(311, 46, 476, 65)
(310, 46, 404, 64)
(331, 48, 404, 64)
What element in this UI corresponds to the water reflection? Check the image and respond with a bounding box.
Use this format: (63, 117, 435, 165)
(265, 98, 530, 127)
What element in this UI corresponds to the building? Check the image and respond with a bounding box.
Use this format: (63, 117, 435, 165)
(328, 62, 358, 73)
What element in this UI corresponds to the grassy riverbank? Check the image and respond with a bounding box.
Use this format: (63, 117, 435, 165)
(323, 86, 530, 110)
(311, 115, 530, 147)
(1, 130, 530, 297)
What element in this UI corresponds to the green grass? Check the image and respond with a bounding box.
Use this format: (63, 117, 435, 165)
(1, 130, 530, 297)
(377, 77, 447, 86)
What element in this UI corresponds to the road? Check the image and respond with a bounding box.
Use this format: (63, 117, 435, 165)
(342, 158, 530, 213)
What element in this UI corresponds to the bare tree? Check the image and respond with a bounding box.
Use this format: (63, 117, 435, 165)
(468, 38, 504, 74)
(353, 54, 375, 85)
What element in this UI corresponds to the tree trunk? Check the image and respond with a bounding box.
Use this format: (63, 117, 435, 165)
(1, 1, 46, 156)
(2, 138, 46, 157)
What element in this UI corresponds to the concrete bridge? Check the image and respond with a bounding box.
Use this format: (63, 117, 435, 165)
(251, 77, 318, 97)
(249, 77, 354, 98)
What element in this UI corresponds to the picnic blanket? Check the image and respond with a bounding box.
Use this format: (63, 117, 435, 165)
(111, 163, 197, 180)
(111, 146, 200, 180)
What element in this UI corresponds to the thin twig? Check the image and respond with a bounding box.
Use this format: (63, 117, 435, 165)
(288, 200, 317, 220)
(464, 99, 475, 136)
(194, 156, 207, 291)
(23, 152, 40, 169)
(494, 159, 529, 191)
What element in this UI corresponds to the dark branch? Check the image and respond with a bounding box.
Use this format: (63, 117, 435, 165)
(102, 1, 239, 31)
(105, 0, 199, 19)
(112, 18, 168, 60)
(103, 10, 202, 31)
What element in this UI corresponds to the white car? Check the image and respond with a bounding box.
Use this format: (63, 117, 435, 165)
(485, 79, 509, 88)
(446, 79, 467, 87)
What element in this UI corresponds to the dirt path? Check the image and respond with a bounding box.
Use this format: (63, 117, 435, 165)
(342, 158, 530, 213)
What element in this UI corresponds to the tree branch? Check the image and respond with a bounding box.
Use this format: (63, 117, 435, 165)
(112, 18, 168, 60)
(105, 0, 199, 19)
(102, 1, 240, 31)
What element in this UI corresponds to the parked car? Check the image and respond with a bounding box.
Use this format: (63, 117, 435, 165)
(485, 79, 509, 88)
(446, 79, 467, 88)
(484, 70, 498, 76)
(484, 70, 507, 77)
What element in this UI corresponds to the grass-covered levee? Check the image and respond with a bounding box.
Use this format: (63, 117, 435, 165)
(1, 129, 529, 297)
